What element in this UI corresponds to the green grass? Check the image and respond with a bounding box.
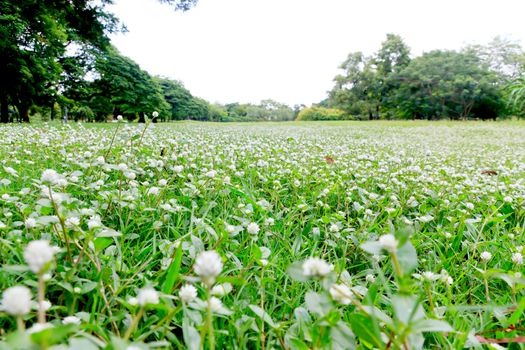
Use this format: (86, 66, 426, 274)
(0, 120, 524, 349)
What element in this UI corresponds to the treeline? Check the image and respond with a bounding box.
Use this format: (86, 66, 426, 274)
(313, 34, 525, 121)
(2, 1, 525, 123)
(0, 0, 295, 123)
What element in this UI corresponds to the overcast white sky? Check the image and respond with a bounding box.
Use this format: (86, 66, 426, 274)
(108, 0, 525, 107)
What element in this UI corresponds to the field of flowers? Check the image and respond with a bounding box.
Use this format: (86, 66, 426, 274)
(0, 120, 524, 349)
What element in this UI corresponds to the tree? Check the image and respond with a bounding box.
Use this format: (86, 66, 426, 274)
(0, 0, 198, 122)
(465, 36, 525, 80)
(329, 34, 411, 119)
(92, 47, 170, 121)
(156, 77, 210, 120)
(391, 50, 503, 120)
(329, 52, 379, 119)
(0, 0, 120, 122)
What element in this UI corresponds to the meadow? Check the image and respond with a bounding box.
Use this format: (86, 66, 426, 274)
(0, 120, 524, 349)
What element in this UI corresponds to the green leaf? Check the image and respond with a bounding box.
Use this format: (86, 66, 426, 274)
(397, 241, 418, 275)
(288, 338, 310, 350)
(392, 295, 425, 326)
(30, 324, 77, 346)
(412, 319, 453, 333)
(360, 241, 382, 255)
(331, 321, 357, 350)
(304, 291, 332, 317)
(182, 317, 201, 350)
(248, 305, 278, 329)
(349, 313, 384, 348)
(287, 261, 308, 282)
(506, 295, 525, 326)
(162, 243, 183, 294)
(68, 338, 100, 350)
(94, 237, 113, 251)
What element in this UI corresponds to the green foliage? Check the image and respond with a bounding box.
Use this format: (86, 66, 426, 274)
(92, 47, 170, 121)
(295, 106, 347, 121)
(328, 34, 516, 121)
(391, 50, 504, 120)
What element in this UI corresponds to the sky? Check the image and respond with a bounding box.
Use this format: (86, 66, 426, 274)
(108, 0, 525, 107)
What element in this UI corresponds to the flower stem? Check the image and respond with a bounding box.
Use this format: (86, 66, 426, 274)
(206, 291, 215, 350)
(16, 316, 25, 331)
(37, 274, 46, 324)
(391, 252, 403, 278)
(124, 307, 144, 340)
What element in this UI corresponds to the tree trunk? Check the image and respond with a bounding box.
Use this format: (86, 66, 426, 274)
(112, 107, 121, 121)
(50, 100, 56, 120)
(0, 94, 8, 123)
(138, 112, 145, 123)
(18, 102, 30, 123)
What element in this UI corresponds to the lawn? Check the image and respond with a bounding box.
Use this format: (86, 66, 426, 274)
(0, 120, 524, 349)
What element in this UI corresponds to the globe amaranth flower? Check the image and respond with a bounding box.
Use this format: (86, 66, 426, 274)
(136, 288, 159, 306)
(329, 284, 353, 305)
(179, 284, 198, 303)
(194, 250, 223, 286)
(378, 234, 398, 253)
(24, 240, 59, 274)
(480, 251, 492, 262)
(302, 257, 333, 278)
(1, 286, 32, 316)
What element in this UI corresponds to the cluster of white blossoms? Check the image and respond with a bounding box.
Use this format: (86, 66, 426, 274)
(194, 250, 223, 287)
(302, 257, 333, 278)
(480, 251, 492, 262)
(1, 286, 32, 316)
(23, 240, 60, 274)
(179, 284, 198, 303)
(329, 284, 353, 305)
(136, 288, 160, 307)
(378, 234, 398, 253)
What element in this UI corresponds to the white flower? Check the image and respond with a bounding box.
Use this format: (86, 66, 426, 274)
(329, 284, 353, 305)
(62, 316, 81, 325)
(24, 240, 59, 274)
(128, 297, 138, 306)
(512, 252, 523, 265)
(194, 251, 223, 286)
(173, 165, 184, 173)
(421, 271, 439, 281)
(136, 288, 159, 306)
(378, 234, 398, 253)
(264, 218, 274, 226)
(480, 251, 492, 262)
(88, 216, 102, 230)
(179, 284, 197, 303)
(65, 216, 80, 228)
(117, 115, 123, 121)
(209, 296, 227, 313)
(158, 179, 168, 187)
(41, 169, 60, 185)
(211, 283, 232, 296)
(147, 187, 160, 196)
(247, 222, 260, 235)
(26, 322, 52, 334)
(1, 286, 32, 316)
(365, 274, 376, 283)
(39, 300, 52, 311)
(205, 170, 216, 178)
(152, 111, 159, 118)
(302, 257, 333, 278)
(25, 217, 37, 229)
(504, 196, 513, 203)
(329, 223, 340, 232)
